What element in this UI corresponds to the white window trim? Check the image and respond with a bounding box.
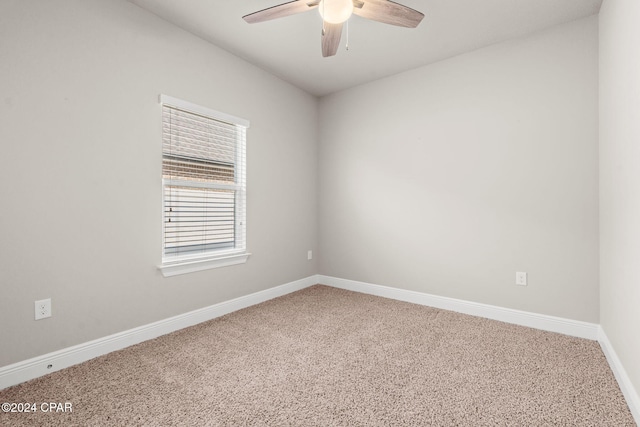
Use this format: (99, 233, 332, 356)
(158, 94, 250, 278)
(159, 94, 250, 128)
(159, 251, 251, 277)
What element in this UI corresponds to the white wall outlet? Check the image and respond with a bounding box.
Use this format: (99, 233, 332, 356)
(516, 272, 527, 286)
(35, 298, 52, 320)
(307, 250, 313, 260)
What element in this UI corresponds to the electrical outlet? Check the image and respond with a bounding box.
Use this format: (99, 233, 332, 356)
(307, 250, 313, 260)
(35, 298, 52, 320)
(516, 272, 527, 286)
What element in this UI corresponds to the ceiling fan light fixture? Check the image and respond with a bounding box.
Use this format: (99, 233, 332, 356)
(318, 0, 354, 24)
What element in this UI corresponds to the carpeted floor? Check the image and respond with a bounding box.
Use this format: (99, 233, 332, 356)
(0, 285, 635, 426)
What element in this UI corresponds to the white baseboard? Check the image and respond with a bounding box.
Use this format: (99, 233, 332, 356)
(0, 275, 319, 390)
(318, 275, 599, 340)
(598, 327, 640, 424)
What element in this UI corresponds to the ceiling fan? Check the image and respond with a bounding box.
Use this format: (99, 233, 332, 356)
(242, 0, 424, 57)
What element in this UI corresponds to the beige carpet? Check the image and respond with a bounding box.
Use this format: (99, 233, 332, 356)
(0, 285, 635, 426)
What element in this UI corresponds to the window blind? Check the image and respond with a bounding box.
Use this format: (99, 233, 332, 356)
(161, 97, 247, 261)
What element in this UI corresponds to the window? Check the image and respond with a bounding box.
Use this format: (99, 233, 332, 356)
(159, 95, 250, 277)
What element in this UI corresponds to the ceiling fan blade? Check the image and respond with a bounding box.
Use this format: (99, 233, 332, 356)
(243, 1, 318, 24)
(354, 0, 424, 28)
(321, 22, 343, 57)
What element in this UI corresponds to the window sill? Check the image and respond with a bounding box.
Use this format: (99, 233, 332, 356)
(158, 252, 250, 277)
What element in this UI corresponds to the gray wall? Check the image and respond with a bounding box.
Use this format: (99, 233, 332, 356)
(0, 0, 318, 366)
(599, 0, 640, 405)
(318, 16, 600, 322)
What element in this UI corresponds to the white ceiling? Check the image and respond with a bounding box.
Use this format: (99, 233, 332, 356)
(130, 0, 602, 97)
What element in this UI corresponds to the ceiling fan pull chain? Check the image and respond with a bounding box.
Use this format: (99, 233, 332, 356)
(346, 18, 349, 50)
(322, 0, 326, 35)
